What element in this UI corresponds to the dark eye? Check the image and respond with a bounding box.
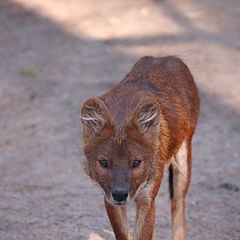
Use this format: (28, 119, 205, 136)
(99, 159, 108, 169)
(132, 160, 142, 169)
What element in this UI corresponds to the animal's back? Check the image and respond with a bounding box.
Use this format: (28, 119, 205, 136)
(127, 56, 200, 156)
(111, 56, 199, 128)
(124, 56, 200, 131)
(102, 56, 200, 158)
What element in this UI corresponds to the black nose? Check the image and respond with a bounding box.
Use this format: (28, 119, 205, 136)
(112, 189, 128, 202)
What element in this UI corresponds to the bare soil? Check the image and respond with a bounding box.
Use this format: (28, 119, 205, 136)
(0, 0, 239, 239)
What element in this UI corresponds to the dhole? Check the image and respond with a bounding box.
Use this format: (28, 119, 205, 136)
(80, 56, 200, 240)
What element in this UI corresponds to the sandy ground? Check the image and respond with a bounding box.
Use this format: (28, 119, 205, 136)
(0, 0, 239, 239)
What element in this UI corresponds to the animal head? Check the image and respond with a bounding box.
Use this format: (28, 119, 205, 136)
(80, 96, 160, 205)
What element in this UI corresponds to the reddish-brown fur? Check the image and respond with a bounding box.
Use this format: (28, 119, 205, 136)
(80, 56, 200, 240)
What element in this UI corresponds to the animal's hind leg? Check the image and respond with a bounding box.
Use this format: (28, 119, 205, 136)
(170, 139, 192, 240)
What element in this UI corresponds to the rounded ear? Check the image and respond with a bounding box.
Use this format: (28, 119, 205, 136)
(132, 99, 160, 135)
(80, 97, 110, 137)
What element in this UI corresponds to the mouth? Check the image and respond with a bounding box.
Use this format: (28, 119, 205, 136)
(107, 196, 131, 206)
(115, 200, 128, 205)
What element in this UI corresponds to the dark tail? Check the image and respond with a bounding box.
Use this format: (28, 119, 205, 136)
(168, 165, 173, 200)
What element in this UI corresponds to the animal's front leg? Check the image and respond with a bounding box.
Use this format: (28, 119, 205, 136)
(104, 198, 129, 240)
(133, 200, 156, 240)
(133, 177, 163, 240)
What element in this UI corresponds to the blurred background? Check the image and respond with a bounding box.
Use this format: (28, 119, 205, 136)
(0, 0, 239, 239)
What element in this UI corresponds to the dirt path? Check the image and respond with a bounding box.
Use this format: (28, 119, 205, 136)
(0, 0, 239, 239)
